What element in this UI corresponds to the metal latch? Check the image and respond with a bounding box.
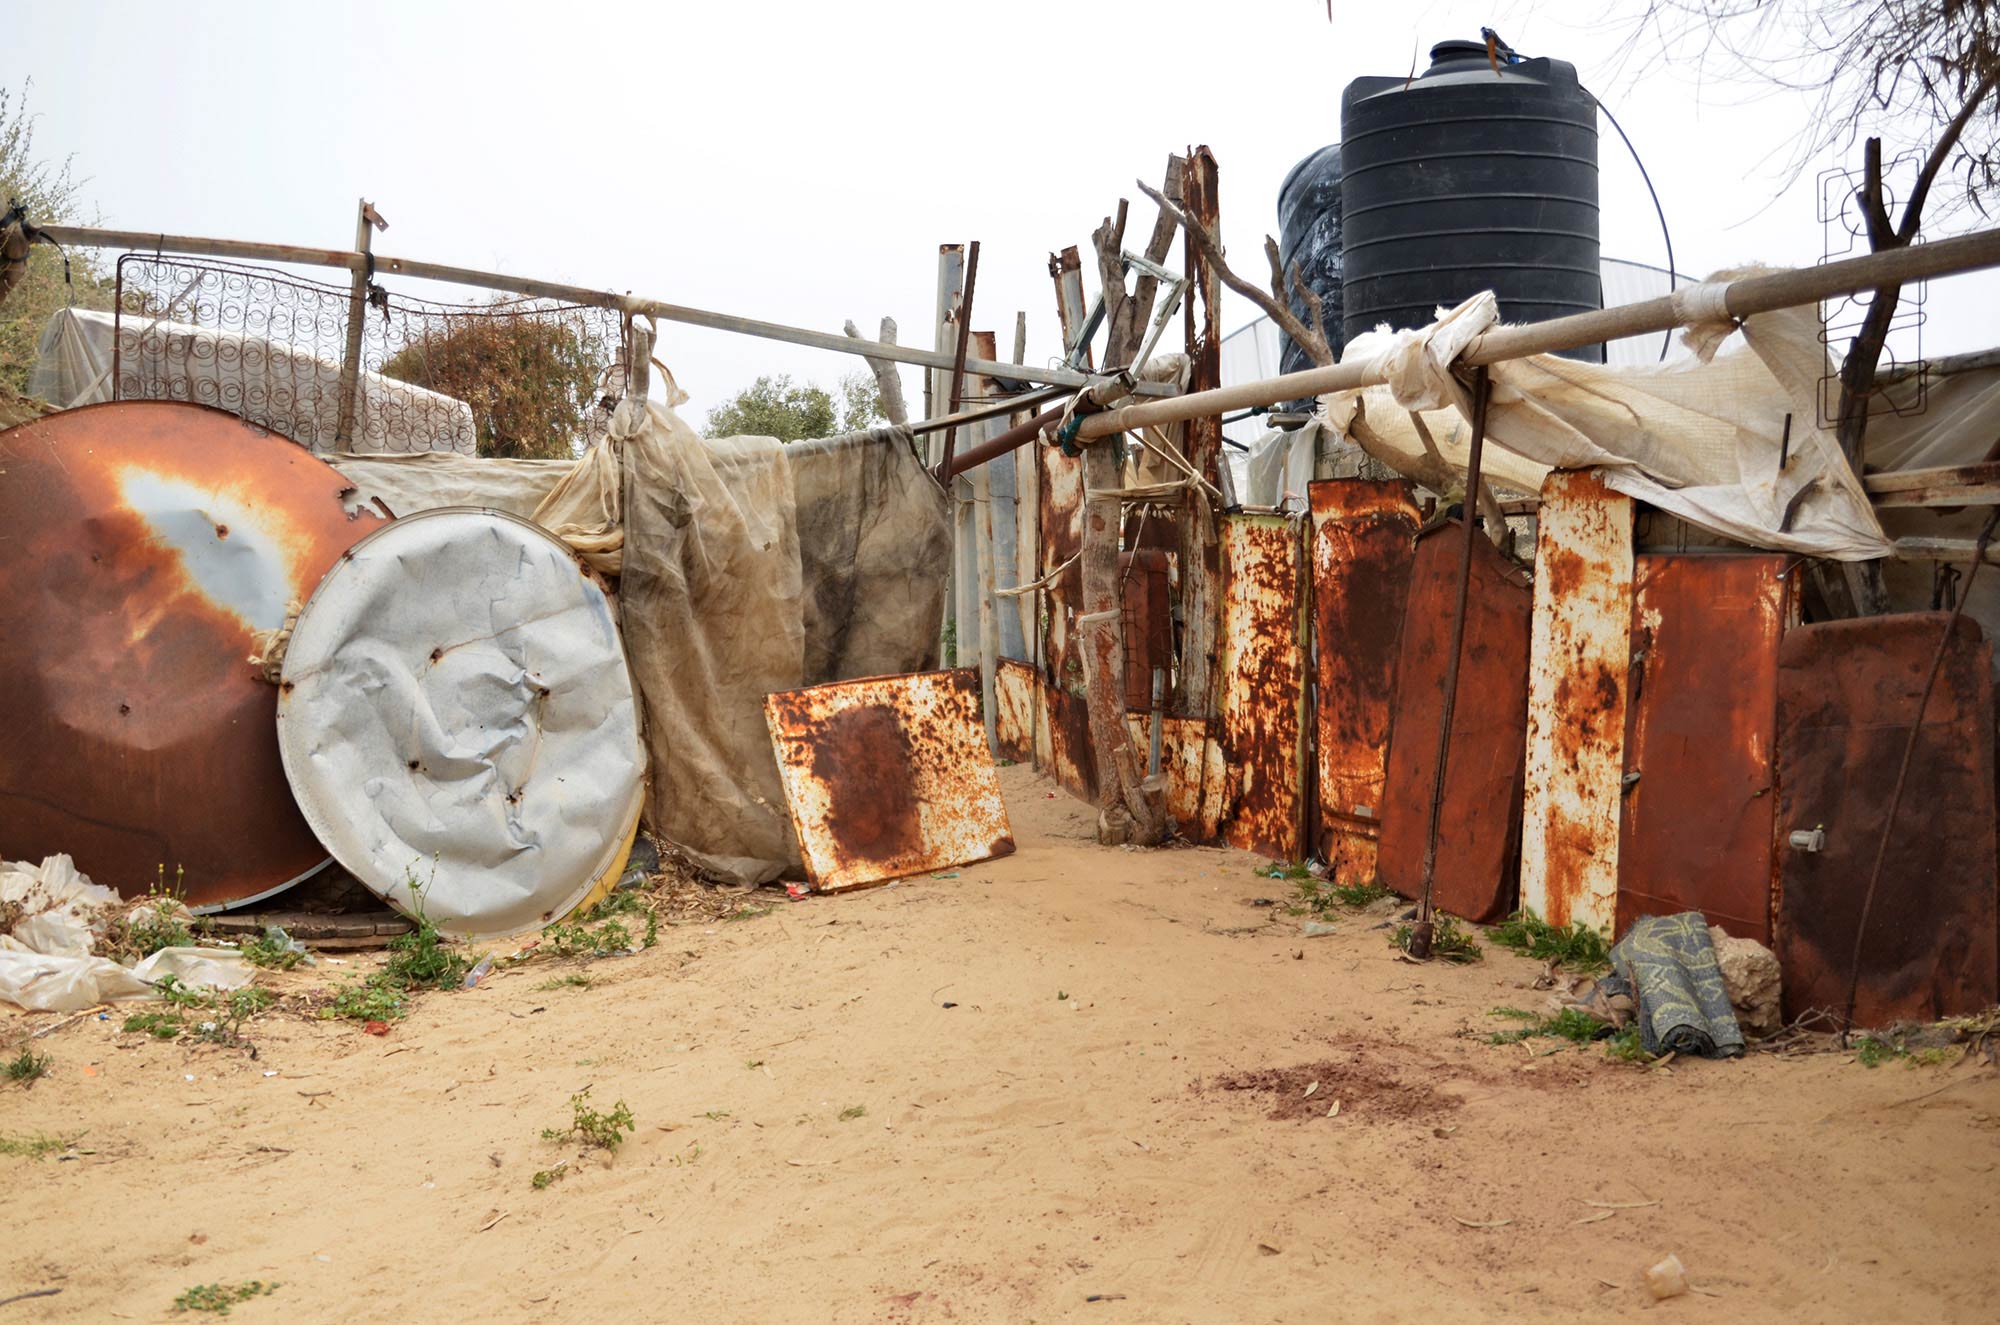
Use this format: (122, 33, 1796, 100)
(1788, 826, 1826, 853)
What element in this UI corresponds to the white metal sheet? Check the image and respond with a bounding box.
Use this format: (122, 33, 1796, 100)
(276, 507, 645, 939)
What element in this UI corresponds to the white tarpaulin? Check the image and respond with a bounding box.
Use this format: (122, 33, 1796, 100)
(275, 507, 646, 939)
(1324, 287, 1894, 560)
(29, 307, 478, 455)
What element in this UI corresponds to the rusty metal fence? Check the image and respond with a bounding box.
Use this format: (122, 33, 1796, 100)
(111, 255, 625, 456)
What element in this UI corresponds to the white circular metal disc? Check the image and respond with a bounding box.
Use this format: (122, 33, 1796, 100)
(276, 507, 645, 940)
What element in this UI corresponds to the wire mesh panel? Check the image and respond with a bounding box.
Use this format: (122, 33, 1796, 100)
(1817, 161, 1927, 428)
(112, 255, 624, 457)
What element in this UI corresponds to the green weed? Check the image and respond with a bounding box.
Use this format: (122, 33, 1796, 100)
(4, 1045, 50, 1084)
(541, 1087, 634, 1151)
(1291, 875, 1392, 916)
(1489, 909, 1612, 972)
(236, 928, 305, 971)
(1485, 1006, 1604, 1046)
(1257, 861, 1313, 881)
(536, 973, 594, 992)
(1604, 1026, 1652, 1064)
(173, 1280, 278, 1314)
(531, 1163, 568, 1190)
(322, 976, 408, 1022)
(838, 1104, 867, 1122)
(701, 1110, 731, 1121)
(106, 867, 194, 961)
(125, 984, 276, 1046)
(0, 1130, 81, 1159)
(124, 1010, 186, 1040)
(1391, 913, 1483, 963)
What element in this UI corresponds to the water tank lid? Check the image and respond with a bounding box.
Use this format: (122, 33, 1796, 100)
(1428, 38, 1488, 65)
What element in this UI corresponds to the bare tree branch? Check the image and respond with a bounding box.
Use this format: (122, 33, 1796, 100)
(1139, 178, 1334, 367)
(1898, 67, 2000, 239)
(841, 316, 908, 425)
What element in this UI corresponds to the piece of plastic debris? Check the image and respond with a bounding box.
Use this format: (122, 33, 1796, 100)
(263, 1071, 279, 1078)
(463, 955, 495, 989)
(932, 872, 960, 879)
(260, 926, 315, 966)
(1645, 1254, 1689, 1300)
(1302, 921, 1338, 938)
(363, 1021, 390, 1037)
(785, 882, 811, 900)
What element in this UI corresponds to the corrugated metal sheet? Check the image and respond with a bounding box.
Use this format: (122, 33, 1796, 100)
(1774, 614, 1998, 1026)
(1376, 528, 1533, 922)
(1520, 470, 1634, 935)
(994, 657, 1039, 765)
(276, 507, 646, 940)
(766, 668, 1016, 891)
(1217, 514, 1308, 861)
(1308, 478, 1420, 882)
(0, 401, 384, 909)
(1617, 554, 1796, 943)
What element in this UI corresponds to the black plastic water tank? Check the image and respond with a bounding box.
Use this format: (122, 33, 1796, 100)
(1275, 144, 1345, 376)
(1340, 39, 1602, 361)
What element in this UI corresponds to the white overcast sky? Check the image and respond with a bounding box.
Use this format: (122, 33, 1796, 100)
(9, 0, 1996, 425)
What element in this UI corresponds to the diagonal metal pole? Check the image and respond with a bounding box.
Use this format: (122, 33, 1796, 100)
(1411, 366, 1493, 960)
(937, 241, 981, 483)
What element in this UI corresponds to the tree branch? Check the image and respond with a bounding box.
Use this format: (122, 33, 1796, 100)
(842, 316, 908, 425)
(1898, 68, 2000, 241)
(1139, 178, 1334, 367)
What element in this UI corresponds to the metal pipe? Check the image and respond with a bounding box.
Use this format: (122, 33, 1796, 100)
(33, 222, 1179, 398)
(1073, 224, 2000, 442)
(940, 405, 1065, 481)
(1411, 367, 1493, 960)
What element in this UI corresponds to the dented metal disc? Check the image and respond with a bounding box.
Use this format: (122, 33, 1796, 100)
(275, 506, 645, 940)
(0, 401, 384, 908)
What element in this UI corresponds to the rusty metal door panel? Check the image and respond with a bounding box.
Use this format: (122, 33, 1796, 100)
(1309, 478, 1420, 883)
(1119, 549, 1173, 711)
(1774, 614, 1998, 1025)
(1617, 555, 1795, 943)
(1377, 530, 1533, 922)
(1217, 514, 1308, 861)
(1520, 470, 1634, 935)
(765, 668, 1016, 891)
(0, 402, 383, 909)
(1040, 447, 1085, 687)
(995, 658, 1039, 765)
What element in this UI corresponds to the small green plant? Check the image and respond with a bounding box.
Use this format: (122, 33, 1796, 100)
(838, 1104, 867, 1122)
(124, 1010, 186, 1040)
(536, 973, 595, 991)
(322, 976, 408, 1023)
(1291, 875, 1392, 916)
(1604, 1026, 1653, 1064)
(4, 1045, 51, 1084)
(1490, 909, 1612, 972)
(382, 876, 471, 991)
(107, 867, 194, 961)
(237, 928, 305, 971)
(745, 1059, 765, 1070)
(1391, 913, 1483, 963)
(173, 1280, 278, 1314)
(702, 1110, 731, 1121)
(0, 1130, 82, 1159)
(1257, 861, 1314, 881)
(542, 1087, 635, 1151)
(1485, 1006, 1604, 1046)
(1056, 990, 1069, 1002)
(124, 983, 275, 1046)
(531, 1163, 568, 1190)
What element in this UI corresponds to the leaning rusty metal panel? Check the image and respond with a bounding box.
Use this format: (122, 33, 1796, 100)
(1125, 713, 1225, 843)
(1040, 447, 1086, 689)
(765, 669, 1016, 891)
(0, 401, 384, 909)
(1617, 555, 1795, 944)
(1376, 530, 1533, 922)
(1309, 478, 1420, 883)
(1216, 514, 1308, 861)
(1119, 549, 1173, 711)
(994, 658, 1039, 765)
(1774, 615, 1998, 1025)
(1044, 681, 1099, 804)
(1520, 470, 1635, 936)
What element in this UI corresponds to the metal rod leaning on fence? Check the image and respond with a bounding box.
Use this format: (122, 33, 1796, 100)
(1409, 366, 1493, 962)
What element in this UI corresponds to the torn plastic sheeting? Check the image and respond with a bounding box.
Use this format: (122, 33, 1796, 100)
(275, 506, 646, 940)
(1322, 289, 1892, 560)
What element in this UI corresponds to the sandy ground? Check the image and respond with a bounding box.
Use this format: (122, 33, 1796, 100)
(4, 764, 1999, 1323)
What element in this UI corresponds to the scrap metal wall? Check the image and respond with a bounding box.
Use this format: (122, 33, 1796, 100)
(1217, 514, 1309, 861)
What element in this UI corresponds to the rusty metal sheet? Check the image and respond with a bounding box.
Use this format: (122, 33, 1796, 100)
(765, 668, 1016, 891)
(0, 401, 384, 909)
(1119, 548, 1173, 711)
(1774, 614, 1998, 1026)
(994, 657, 1039, 765)
(1377, 529, 1533, 922)
(1217, 514, 1308, 861)
(1124, 712, 1225, 843)
(1044, 681, 1098, 805)
(1309, 478, 1420, 883)
(1040, 446, 1085, 688)
(1617, 555, 1796, 943)
(1520, 470, 1634, 935)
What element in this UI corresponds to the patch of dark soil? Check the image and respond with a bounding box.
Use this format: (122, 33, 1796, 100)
(1207, 1054, 1464, 1123)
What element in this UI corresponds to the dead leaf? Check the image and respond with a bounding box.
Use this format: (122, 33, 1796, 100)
(1326, 1100, 1341, 1118)
(1303, 1081, 1319, 1098)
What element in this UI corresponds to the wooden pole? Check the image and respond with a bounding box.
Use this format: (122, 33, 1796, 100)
(333, 199, 378, 448)
(1011, 312, 1040, 659)
(971, 328, 1003, 754)
(1177, 146, 1223, 720)
(927, 244, 965, 465)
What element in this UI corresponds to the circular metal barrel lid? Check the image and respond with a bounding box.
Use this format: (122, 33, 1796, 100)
(0, 401, 385, 909)
(275, 506, 645, 940)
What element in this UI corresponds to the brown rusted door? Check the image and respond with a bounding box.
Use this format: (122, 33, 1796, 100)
(1774, 614, 1999, 1025)
(1617, 554, 1797, 943)
(1217, 514, 1309, 861)
(1308, 478, 1420, 883)
(1376, 529, 1533, 922)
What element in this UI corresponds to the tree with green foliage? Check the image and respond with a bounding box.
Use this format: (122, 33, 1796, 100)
(0, 83, 115, 400)
(380, 308, 609, 460)
(704, 369, 884, 442)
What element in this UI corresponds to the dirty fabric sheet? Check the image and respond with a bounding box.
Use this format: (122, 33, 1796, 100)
(1610, 912, 1746, 1059)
